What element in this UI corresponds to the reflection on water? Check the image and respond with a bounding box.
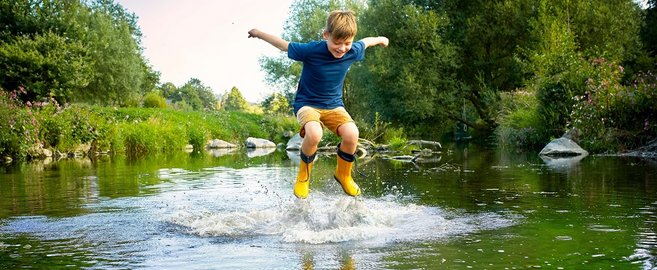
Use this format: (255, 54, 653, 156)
(0, 145, 656, 269)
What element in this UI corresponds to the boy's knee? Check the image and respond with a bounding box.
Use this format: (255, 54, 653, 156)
(303, 122, 323, 144)
(338, 123, 359, 142)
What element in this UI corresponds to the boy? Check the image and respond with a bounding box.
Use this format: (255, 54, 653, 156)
(248, 10, 388, 199)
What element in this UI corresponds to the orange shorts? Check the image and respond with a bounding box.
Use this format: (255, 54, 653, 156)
(296, 106, 354, 137)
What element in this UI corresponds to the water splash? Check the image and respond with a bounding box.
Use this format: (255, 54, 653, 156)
(168, 193, 515, 244)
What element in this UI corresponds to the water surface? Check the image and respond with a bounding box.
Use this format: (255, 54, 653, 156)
(1, 145, 656, 269)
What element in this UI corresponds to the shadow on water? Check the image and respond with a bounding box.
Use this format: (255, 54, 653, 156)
(0, 144, 656, 269)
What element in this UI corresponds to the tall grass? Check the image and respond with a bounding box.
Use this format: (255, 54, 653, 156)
(0, 99, 298, 160)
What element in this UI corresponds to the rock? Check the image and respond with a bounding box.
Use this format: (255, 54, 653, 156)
(184, 144, 194, 153)
(539, 137, 589, 157)
(286, 134, 303, 150)
(206, 139, 237, 149)
(245, 137, 276, 148)
(73, 143, 91, 157)
(282, 130, 295, 138)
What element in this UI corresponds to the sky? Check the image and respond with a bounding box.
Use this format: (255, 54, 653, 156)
(116, 0, 295, 103)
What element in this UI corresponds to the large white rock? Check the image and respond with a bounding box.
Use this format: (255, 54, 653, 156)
(539, 137, 588, 157)
(286, 134, 303, 150)
(245, 137, 276, 148)
(206, 139, 237, 149)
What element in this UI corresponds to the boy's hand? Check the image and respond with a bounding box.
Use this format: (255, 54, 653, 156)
(248, 29, 260, 38)
(247, 28, 289, 51)
(380, 37, 389, 47)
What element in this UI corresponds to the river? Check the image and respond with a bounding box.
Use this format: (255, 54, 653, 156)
(1, 144, 656, 269)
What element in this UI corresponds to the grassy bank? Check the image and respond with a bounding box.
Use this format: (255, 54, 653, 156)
(0, 97, 298, 161)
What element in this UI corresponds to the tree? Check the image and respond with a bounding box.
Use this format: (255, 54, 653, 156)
(351, 0, 459, 136)
(522, 0, 643, 137)
(177, 78, 216, 111)
(79, 0, 147, 106)
(0, 0, 154, 106)
(158, 82, 177, 100)
(222, 87, 248, 111)
(261, 92, 291, 115)
(642, 0, 657, 58)
(0, 31, 91, 103)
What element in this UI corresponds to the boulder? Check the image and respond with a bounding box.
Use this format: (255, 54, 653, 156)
(206, 139, 237, 149)
(183, 144, 194, 153)
(286, 134, 303, 150)
(245, 137, 276, 148)
(539, 137, 588, 157)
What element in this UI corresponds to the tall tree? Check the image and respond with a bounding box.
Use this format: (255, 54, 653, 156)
(0, 0, 154, 105)
(222, 86, 248, 111)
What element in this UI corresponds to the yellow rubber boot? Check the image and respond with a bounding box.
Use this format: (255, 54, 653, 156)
(334, 148, 361, 196)
(294, 151, 315, 199)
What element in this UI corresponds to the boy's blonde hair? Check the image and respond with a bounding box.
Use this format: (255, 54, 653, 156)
(325, 10, 357, 40)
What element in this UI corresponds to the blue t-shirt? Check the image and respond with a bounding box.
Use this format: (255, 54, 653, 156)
(288, 40, 366, 114)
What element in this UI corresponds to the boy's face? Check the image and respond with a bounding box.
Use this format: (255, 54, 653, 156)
(324, 32, 354, 59)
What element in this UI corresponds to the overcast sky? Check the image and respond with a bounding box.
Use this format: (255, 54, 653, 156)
(116, 0, 295, 102)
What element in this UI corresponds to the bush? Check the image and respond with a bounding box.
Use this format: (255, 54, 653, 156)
(0, 90, 36, 159)
(143, 92, 167, 108)
(496, 91, 546, 148)
(570, 59, 657, 152)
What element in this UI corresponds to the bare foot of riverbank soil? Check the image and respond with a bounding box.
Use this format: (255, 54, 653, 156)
(621, 138, 657, 159)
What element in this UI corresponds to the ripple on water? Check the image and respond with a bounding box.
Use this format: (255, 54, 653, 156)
(168, 193, 517, 245)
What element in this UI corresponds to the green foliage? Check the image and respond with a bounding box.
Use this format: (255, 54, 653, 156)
(0, 90, 37, 159)
(0, 0, 153, 106)
(261, 92, 291, 115)
(222, 87, 248, 111)
(570, 60, 657, 152)
(0, 32, 91, 103)
(496, 91, 545, 148)
(158, 79, 217, 111)
(143, 92, 167, 108)
(643, 1, 657, 58)
(0, 100, 299, 160)
(186, 123, 208, 152)
(352, 0, 459, 137)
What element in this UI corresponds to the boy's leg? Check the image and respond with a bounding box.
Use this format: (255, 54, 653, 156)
(334, 122, 361, 196)
(336, 122, 359, 154)
(322, 108, 361, 196)
(295, 107, 323, 199)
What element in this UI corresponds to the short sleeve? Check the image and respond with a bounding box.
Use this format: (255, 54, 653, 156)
(288, 42, 307, 61)
(352, 40, 366, 61)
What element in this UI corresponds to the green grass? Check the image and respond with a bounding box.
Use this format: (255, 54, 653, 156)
(0, 101, 298, 160)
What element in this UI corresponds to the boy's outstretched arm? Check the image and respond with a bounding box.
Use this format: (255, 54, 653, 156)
(248, 28, 289, 52)
(360, 36, 389, 48)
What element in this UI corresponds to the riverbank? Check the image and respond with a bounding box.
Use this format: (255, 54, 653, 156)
(0, 103, 298, 163)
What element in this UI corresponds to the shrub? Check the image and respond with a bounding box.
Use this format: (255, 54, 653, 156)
(143, 92, 167, 108)
(570, 59, 657, 152)
(496, 91, 546, 148)
(0, 89, 44, 160)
